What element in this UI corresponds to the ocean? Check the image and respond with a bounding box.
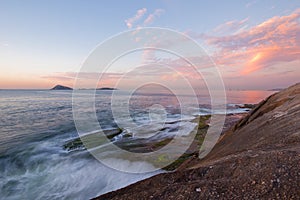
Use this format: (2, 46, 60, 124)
(0, 89, 274, 199)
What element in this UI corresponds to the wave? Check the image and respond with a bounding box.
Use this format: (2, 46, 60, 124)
(0, 133, 160, 200)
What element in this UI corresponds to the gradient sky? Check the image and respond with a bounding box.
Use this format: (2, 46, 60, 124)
(0, 0, 299, 90)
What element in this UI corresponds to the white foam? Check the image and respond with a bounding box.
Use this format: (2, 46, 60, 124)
(0, 138, 160, 200)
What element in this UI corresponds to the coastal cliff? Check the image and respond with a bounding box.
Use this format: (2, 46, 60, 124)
(95, 83, 300, 199)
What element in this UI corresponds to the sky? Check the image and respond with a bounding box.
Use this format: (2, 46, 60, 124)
(0, 0, 299, 90)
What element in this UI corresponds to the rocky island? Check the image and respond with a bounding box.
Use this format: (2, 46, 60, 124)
(94, 83, 300, 199)
(51, 85, 73, 90)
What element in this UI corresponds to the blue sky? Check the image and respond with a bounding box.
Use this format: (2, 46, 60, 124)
(0, 0, 299, 89)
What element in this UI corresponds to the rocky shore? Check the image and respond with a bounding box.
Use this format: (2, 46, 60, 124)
(94, 83, 300, 199)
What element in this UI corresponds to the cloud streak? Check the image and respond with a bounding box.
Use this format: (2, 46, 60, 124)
(125, 8, 165, 29)
(143, 9, 164, 26)
(125, 8, 147, 28)
(213, 18, 249, 34)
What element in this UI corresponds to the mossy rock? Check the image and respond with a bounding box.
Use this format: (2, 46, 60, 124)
(162, 115, 211, 171)
(198, 115, 211, 129)
(63, 128, 122, 151)
(162, 153, 197, 171)
(238, 104, 256, 109)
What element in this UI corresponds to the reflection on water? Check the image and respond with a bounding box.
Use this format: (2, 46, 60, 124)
(226, 90, 275, 104)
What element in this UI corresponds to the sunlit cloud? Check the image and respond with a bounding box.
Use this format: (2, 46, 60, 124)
(125, 8, 147, 29)
(204, 9, 300, 74)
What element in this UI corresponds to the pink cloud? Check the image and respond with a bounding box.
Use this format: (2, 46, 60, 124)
(42, 72, 124, 88)
(205, 9, 300, 74)
(143, 9, 164, 26)
(125, 8, 147, 29)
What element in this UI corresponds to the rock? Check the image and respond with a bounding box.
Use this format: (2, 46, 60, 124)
(51, 85, 72, 90)
(93, 82, 300, 200)
(237, 103, 256, 109)
(63, 128, 122, 151)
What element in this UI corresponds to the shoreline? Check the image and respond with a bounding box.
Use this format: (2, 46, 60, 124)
(94, 83, 300, 199)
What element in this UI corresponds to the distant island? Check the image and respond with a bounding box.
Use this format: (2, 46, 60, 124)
(96, 87, 118, 90)
(51, 85, 73, 90)
(50, 85, 118, 90)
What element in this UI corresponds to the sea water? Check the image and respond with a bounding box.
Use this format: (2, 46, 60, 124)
(0, 89, 274, 199)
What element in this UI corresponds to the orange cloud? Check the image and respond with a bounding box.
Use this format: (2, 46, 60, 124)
(205, 9, 300, 74)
